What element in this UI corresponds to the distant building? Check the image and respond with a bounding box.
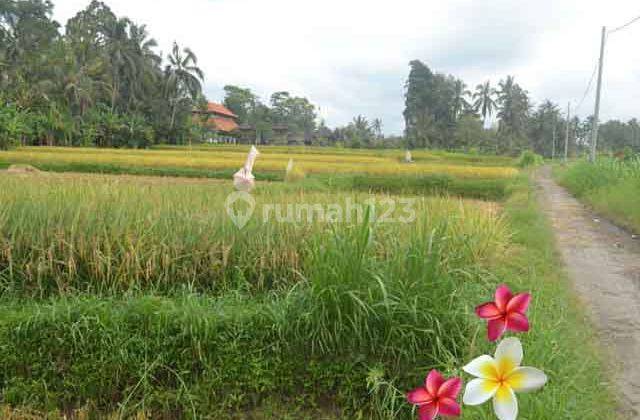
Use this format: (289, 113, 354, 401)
(193, 102, 239, 143)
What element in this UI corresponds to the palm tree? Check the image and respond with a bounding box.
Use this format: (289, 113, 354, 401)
(126, 23, 160, 111)
(496, 76, 530, 140)
(472, 80, 496, 126)
(371, 118, 383, 138)
(164, 42, 204, 130)
(451, 79, 471, 120)
(104, 17, 138, 112)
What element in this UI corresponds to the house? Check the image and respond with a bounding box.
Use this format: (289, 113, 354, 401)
(193, 102, 239, 143)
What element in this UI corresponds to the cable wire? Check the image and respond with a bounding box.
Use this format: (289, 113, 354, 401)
(608, 14, 640, 34)
(574, 61, 598, 113)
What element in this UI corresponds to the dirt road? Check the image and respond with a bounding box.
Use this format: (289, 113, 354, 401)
(536, 166, 640, 418)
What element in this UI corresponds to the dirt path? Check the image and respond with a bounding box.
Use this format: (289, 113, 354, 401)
(536, 166, 640, 418)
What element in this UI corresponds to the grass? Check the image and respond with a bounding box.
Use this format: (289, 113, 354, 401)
(555, 157, 640, 233)
(0, 149, 614, 418)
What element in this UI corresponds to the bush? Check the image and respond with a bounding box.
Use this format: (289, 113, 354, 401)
(517, 150, 544, 168)
(0, 103, 28, 150)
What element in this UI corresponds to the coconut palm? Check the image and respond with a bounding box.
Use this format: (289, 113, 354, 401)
(372, 118, 383, 138)
(452, 79, 471, 120)
(472, 80, 497, 126)
(164, 42, 204, 129)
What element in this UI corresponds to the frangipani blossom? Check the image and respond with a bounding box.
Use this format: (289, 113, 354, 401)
(233, 145, 259, 191)
(462, 337, 547, 420)
(407, 369, 462, 420)
(476, 284, 531, 341)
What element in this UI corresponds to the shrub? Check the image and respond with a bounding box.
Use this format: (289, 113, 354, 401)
(0, 104, 28, 150)
(517, 150, 544, 168)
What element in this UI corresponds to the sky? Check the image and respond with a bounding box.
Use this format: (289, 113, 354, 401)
(52, 0, 640, 135)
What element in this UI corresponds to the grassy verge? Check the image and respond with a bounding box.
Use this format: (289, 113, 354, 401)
(554, 159, 640, 233)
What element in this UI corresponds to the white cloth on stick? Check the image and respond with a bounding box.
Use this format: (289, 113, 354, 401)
(233, 145, 259, 191)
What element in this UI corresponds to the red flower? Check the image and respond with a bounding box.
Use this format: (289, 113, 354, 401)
(407, 369, 462, 420)
(475, 284, 531, 342)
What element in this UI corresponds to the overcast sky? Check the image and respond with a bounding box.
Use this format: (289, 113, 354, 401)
(52, 0, 640, 135)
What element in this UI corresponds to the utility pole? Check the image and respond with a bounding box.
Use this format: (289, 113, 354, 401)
(564, 102, 571, 162)
(552, 121, 556, 159)
(591, 26, 606, 162)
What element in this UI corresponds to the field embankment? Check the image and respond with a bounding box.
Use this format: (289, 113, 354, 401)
(554, 158, 640, 233)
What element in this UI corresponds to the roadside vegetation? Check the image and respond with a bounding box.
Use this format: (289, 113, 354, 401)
(555, 156, 640, 233)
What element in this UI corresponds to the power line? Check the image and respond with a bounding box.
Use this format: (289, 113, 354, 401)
(574, 61, 598, 113)
(608, 14, 640, 34)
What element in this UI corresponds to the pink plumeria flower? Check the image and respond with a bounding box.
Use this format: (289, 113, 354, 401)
(475, 284, 531, 342)
(462, 337, 547, 420)
(407, 369, 462, 420)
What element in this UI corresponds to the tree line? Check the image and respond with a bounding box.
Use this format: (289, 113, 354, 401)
(403, 60, 640, 156)
(1, 0, 206, 149)
(2, 1, 638, 154)
(222, 85, 394, 147)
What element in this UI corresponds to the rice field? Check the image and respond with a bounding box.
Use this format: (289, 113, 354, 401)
(0, 146, 518, 179)
(0, 148, 613, 418)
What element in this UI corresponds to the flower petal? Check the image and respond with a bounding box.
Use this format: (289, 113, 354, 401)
(495, 284, 513, 312)
(506, 293, 531, 314)
(506, 312, 530, 333)
(476, 302, 503, 320)
(426, 369, 445, 396)
(508, 367, 548, 392)
(488, 317, 507, 342)
(438, 397, 461, 416)
(494, 337, 523, 375)
(438, 377, 462, 399)
(462, 378, 499, 406)
(407, 387, 432, 405)
(493, 384, 518, 420)
(418, 401, 438, 420)
(462, 355, 498, 379)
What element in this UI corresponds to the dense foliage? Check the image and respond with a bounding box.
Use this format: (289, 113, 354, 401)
(0, 0, 205, 148)
(403, 60, 640, 156)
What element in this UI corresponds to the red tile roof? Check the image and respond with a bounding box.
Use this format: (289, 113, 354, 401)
(206, 102, 238, 119)
(207, 116, 239, 133)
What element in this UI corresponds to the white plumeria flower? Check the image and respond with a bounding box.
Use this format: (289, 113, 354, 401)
(462, 337, 547, 420)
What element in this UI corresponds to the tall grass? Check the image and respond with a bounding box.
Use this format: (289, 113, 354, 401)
(0, 173, 506, 298)
(0, 172, 511, 416)
(0, 170, 615, 418)
(556, 157, 640, 232)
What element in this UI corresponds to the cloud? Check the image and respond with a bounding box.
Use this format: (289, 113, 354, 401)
(53, 0, 640, 134)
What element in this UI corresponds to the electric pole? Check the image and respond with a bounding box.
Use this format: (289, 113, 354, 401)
(590, 26, 606, 162)
(564, 102, 570, 162)
(552, 121, 556, 160)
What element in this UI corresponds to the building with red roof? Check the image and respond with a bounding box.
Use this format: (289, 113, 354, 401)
(193, 102, 239, 142)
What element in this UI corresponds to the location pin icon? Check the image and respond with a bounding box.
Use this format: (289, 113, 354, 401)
(225, 191, 256, 229)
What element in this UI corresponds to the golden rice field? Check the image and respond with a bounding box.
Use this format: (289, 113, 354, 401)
(0, 146, 518, 179)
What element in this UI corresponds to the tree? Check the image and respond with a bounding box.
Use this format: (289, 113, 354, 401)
(473, 80, 496, 126)
(163, 41, 204, 131)
(223, 85, 257, 123)
(451, 79, 471, 120)
(496, 76, 530, 153)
